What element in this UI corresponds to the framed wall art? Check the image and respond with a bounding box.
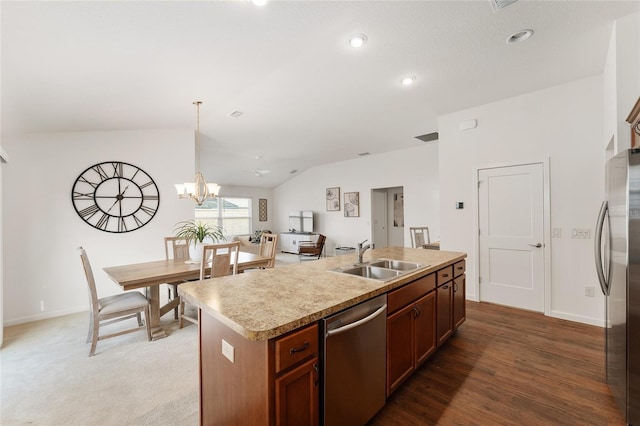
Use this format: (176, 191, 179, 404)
(258, 198, 268, 221)
(326, 187, 340, 211)
(344, 192, 359, 217)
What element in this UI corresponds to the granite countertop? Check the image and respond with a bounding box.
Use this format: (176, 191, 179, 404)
(178, 247, 465, 341)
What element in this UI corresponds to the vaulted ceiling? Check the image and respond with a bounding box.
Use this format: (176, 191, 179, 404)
(2, 1, 638, 187)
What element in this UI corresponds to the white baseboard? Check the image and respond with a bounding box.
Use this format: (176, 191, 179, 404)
(548, 309, 605, 327)
(4, 306, 88, 327)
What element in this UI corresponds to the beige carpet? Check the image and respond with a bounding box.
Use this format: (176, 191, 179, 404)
(1, 308, 200, 426)
(0, 253, 301, 426)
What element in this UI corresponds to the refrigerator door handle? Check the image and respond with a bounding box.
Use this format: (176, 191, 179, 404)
(594, 200, 610, 296)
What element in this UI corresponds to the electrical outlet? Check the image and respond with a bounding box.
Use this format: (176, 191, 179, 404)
(222, 339, 235, 363)
(552, 228, 561, 238)
(585, 286, 595, 297)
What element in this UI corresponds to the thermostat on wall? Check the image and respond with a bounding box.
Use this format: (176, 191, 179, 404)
(456, 202, 464, 209)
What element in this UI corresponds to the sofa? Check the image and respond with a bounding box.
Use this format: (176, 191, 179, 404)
(231, 235, 260, 255)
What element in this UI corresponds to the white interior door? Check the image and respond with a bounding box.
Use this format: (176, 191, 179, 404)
(478, 163, 545, 312)
(372, 190, 388, 248)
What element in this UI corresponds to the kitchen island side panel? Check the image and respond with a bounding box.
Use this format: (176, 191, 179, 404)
(200, 311, 273, 426)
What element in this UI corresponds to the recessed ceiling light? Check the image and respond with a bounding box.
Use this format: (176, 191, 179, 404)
(229, 111, 243, 118)
(401, 75, 416, 86)
(347, 34, 368, 48)
(289, 169, 298, 174)
(250, 0, 268, 6)
(358, 152, 370, 156)
(507, 29, 533, 44)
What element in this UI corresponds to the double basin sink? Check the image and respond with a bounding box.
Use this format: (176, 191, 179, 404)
(332, 259, 427, 282)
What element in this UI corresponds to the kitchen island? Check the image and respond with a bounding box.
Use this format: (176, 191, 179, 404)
(179, 247, 466, 425)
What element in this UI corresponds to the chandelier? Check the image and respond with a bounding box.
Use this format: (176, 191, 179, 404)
(175, 101, 220, 206)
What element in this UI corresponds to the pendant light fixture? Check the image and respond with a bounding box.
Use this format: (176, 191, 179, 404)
(175, 101, 220, 206)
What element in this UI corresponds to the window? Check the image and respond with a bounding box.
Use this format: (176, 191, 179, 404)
(195, 197, 252, 236)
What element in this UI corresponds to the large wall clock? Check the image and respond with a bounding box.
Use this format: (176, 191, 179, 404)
(71, 161, 160, 233)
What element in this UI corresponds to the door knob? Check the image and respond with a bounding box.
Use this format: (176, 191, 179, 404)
(528, 243, 542, 248)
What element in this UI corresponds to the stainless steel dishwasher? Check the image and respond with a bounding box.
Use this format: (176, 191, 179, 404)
(322, 294, 387, 425)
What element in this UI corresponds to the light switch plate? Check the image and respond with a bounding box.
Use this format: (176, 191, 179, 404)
(222, 339, 235, 363)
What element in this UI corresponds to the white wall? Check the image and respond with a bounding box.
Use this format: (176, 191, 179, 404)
(273, 144, 439, 256)
(615, 12, 640, 153)
(0, 148, 6, 345)
(439, 75, 605, 326)
(2, 129, 194, 325)
(604, 12, 640, 154)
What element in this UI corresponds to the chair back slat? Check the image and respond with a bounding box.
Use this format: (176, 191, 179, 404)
(78, 246, 100, 313)
(410, 227, 430, 248)
(259, 233, 279, 268)
(164, 237, 190, 260)
(200, 241, 240, 280)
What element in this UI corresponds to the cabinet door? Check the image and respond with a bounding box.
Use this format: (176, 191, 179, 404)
(387, 303, 415, 396)
(436, 283, 453, 346)
(414, 292, 436, 366)
(453, 275, 466, 330)
(275, 357, 319, 426)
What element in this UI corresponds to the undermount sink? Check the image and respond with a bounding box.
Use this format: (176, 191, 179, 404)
(332, 259, 428, 282)
(341, 265, 402, 280)
(367, 259, 423, 271)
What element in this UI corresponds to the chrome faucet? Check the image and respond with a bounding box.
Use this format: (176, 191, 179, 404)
(356, 239, 374, 264)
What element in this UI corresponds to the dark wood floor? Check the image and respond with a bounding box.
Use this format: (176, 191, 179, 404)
(370, 301, 625, 426)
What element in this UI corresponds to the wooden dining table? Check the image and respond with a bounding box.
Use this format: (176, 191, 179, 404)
(103, 251, 271, 339)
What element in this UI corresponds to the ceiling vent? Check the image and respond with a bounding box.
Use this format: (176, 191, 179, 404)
(490, 0, 519, 12)
(415, 132, 439, 143)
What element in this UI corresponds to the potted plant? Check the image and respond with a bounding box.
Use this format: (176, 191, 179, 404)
(174, 220, 226, 262)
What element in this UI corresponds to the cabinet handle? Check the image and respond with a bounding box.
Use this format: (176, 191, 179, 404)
(289, 341, 310, 354)
(442, 273, 449, 278)
(456, 267, 463, 271)
(442, 285, 449, 289)
(454, 282, 458, 292)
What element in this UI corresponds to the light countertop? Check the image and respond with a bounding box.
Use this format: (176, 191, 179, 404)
(178, 247, 465, 341)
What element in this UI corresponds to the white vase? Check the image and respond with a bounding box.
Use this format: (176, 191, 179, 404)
(189, 242, 207, 262)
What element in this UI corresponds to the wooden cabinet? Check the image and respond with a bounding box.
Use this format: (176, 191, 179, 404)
(436, 266, 453, 346)
(275, 357, 319, 426)
(274, 323, 319, 425)
(387, 274, 436, 396)
(453, 260, 466, 330)
(199, 313, 319, 426)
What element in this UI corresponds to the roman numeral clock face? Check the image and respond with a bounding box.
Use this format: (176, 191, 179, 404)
(72, 162, 160, 233)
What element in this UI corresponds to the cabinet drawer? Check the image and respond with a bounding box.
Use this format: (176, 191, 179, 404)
(275, 323, 319, 374)
(437, 266, 453, 286)
(387, 273, 436, 315)
(453, 260, 466, 277)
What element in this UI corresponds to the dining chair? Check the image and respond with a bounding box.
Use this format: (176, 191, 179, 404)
(164, 236, 190, 319)
(298, 234, 326, 261)
(78, 246, 151, 357)
(410, 227, 430, 248)
(179, 241, 241, 328)
(258, 233, 279, 268)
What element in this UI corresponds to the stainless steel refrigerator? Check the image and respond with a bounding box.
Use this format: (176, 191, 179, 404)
(595, 148, 640, 425)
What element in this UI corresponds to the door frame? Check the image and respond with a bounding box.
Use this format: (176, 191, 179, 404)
(472, 158, 552, 316)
